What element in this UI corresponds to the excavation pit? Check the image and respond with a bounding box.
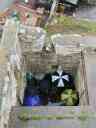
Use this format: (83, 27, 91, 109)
(18, 50, 89, 106)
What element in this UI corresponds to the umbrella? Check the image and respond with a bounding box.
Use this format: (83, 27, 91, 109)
(52, 70, 70, 88)
(23, 95, 41, 106)
(39, 73, 51, 95)
(39, 73, 52, 105)
(23, 83, 42, 106)
(39, 79, 50, 95)
(23, 79, 42, 106)
(50, 66, 75, 102)
(61, 89, 79, 106)
(23, 72, 42, 106)
(51, 65, 75, 89)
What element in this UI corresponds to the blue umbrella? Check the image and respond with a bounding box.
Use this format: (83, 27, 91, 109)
(23, 72, 42, 106)
(23, 95, 41, 106)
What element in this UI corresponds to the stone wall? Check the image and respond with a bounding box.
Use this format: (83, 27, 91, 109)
(84, 49, 96, 107)
(18, 27, 89, 106)
(9, 106, 96, 128)
(18, 25, 46, 52)
(1, 20, 96, 128)
(81, 0, 96, 5)
(0, 19, 23, 128)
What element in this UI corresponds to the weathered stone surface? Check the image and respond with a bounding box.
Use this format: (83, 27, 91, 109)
(0, 19, 23, 128)
(84, 50, 96, 107)
(9, 106, 96, 128)
(18, 25, 46, 52)
(0, 19, 18, 51)
(51, 34, 96, 49)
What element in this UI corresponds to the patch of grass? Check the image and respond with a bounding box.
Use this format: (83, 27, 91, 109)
(18, 110, 96, 123)
(18, 113, 31, 121)
(18, 114, 75, 121)
(44, 15, 96, 35)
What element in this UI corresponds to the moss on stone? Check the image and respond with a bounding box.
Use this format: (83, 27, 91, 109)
(18, 113, 75, 121)
(78, 112, 89, 122)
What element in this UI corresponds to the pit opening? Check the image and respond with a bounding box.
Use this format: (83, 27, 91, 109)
(19, 50, 88, 106)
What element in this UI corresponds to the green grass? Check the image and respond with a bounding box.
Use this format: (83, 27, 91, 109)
(18, 111, 96, 121)
(44, 15, 96, 35)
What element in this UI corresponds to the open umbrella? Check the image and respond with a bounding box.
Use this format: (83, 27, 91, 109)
(50, 66, 75, 102)
(51, 66, 74, 88)
(23, 82, 42, 106)
(61, 89, 79, 106)
(51, 71, 69, 101)
(51, 65, 75, 89)
(23, 95, 41, 106)
(23, 72, 42, 106)
(52, 71, 69, 87)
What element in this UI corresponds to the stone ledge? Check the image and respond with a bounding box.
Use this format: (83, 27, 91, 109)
(9, 106, 96, 128)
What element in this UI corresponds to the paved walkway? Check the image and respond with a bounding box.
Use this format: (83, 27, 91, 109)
(76, 5, 96, 21)
(9, 107, 96, 128)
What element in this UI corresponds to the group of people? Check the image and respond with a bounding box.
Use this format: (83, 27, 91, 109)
(23, 66, 79, 106)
